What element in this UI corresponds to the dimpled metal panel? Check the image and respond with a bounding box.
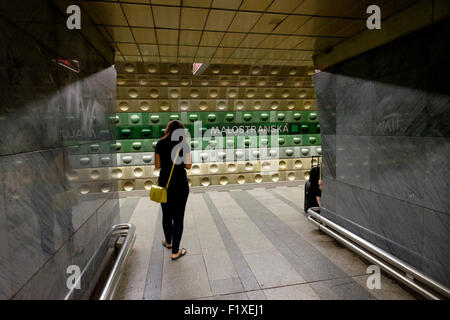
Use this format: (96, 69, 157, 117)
(112, 62, 321, 190)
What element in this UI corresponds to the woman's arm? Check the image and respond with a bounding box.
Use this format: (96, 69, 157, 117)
(184, 151, 192, 170)
(155, 153, 161, 169)
(317, 180, 322, 206)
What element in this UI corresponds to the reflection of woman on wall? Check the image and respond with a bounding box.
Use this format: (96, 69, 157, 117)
(3, 153, 73, 257)
(49, 152, 74, 252)
(30, 152, 74, 255)
(304, 166, 321, 212)
(31, 160, 55, 255)
(154, 120, 192, 260)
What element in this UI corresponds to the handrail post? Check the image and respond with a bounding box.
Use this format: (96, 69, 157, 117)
(307, 208, 450, 300)
(99, 223, 137, 300)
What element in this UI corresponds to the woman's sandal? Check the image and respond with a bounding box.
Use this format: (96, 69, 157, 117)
(162, 240, 172, 249)
(171, 248, 187, 260)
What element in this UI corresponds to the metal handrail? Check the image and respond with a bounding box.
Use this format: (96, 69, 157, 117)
(99, 223, 137, 300)
(307, 208, 450, 300)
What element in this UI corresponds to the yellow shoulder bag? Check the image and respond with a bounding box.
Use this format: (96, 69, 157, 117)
(149, 148, 179, 203)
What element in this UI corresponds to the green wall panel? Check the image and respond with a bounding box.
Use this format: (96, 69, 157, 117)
(114, 111, 320, 127)
(111, 134, 321, 153)
(116, 122, 320, 139)
(112, 106, 321, 157)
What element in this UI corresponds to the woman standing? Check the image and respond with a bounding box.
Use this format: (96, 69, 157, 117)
(304, 166, 321, 213)
(154, 120, 192, 260)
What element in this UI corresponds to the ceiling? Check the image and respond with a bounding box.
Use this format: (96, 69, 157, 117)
(80, 0, 420, 66)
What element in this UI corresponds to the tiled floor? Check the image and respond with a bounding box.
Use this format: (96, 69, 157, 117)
(115, 184, 417, 300)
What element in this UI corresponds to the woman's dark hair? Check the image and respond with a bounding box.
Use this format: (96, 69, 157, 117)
(160, 120, 186, 142)
(309, 166, 320, 185)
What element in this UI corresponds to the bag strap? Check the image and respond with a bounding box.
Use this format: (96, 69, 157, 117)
(165, 147, 180, 189)
(318, 156, 322, 181)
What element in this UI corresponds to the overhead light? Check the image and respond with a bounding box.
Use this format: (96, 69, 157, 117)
(192, 62, 208, 75)
(54, 58, 80, 73)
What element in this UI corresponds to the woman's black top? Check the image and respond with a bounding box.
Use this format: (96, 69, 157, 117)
(304, 165, 321, 211)
(155, 138, 190, 190)
(304, 180, 321, 212)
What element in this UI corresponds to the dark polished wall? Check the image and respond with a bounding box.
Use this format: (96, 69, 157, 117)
(0, 1, 118, 299)
(313, 19, 450, 287)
